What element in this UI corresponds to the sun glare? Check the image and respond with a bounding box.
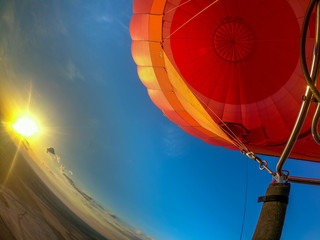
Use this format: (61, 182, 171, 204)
(12, 116, 39, 137)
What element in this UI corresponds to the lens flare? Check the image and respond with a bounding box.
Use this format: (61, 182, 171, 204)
(12, 116, 39, 137)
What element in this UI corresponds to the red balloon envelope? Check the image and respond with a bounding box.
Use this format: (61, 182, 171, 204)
(130, 0, 320, 161)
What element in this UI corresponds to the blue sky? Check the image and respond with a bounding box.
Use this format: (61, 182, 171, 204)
(2, 0, 320, 239)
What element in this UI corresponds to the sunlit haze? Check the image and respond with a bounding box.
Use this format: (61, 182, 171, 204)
(12, 116, 39, 137)
(1, 1, 320, 240)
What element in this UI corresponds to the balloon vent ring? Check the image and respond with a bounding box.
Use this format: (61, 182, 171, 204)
(213, 21, 255, 62)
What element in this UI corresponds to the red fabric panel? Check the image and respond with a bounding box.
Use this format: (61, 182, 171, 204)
(203, 138, 238, 150)
(133, 0, 166, 14)
(176, 111, 199, 126)
(148, 89, 185, 111)
(165, 0, 302, 103)
(130, 15, 150, 41)
(181, 126, 211, 139)
(247, 138, 320, 162)
(160, 0, 320, 161)
(131, 41, 165, 67)
(149, 89, 184, 110)
(130, 14, 163, 42)
(137, 66, 161, 90)
(131, 0, 320, 161)
(131, 41, 152, 66)
(153, 67, 173, 91)
(148, 89, 174, 111)
(132, 0, 154, 13)
(163, 110, 196, 127)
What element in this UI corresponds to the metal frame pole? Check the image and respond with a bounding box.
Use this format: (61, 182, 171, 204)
(276, 0, 320, 182)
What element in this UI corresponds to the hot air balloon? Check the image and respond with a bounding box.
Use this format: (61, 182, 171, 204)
(130, 0, 320, 238)
(130, 0, 320, 161)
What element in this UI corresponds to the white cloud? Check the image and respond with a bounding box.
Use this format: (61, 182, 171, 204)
(163, 124, 185, 157)
(59, 164, 65, 174)
(65, 61, 85, 82)
(2, 2, 15, 30)
(96, 15, 113, 23)
(117, 19, 129, 32)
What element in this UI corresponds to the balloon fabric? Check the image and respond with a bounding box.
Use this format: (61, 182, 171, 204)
(130, 0, 320, 162)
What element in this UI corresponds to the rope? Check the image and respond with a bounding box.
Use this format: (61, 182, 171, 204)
(239, 157, 249, 240)
(193, 92, 249, 152)
(164, 0, 192, 14)
(193, 96, 248, 150)
(163, 0, 221, 41)
(243, 151, 275, 176)
(161, 0, 249, 151)
(191, 90, 277, 176)
(158, 70, 248, 151)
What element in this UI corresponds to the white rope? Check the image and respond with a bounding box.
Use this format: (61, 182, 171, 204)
(193, 92, 249, 151)
(167, 86, 248, 150)
(164, 0, 192, 14)
(240, 157, 249, 240)
(161, 0, 248, 150)
(163, 0, 221, 41)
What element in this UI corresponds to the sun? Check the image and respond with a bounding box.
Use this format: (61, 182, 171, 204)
(12, 116, 39, 137)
